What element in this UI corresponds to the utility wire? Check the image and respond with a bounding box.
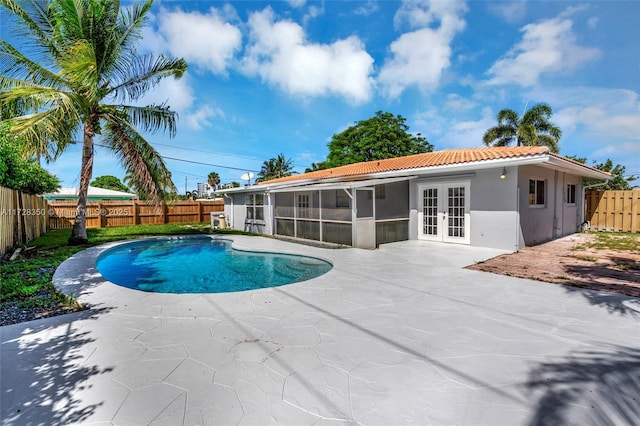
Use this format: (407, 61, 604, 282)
(94, 143, 260, 173)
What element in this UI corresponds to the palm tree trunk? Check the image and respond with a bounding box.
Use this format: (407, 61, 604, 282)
(68, 121, 95, 245)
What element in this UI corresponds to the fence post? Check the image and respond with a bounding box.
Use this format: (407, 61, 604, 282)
(132, 200, 139, 225)
(163, 202, 168, 224)
(198, 201, 203, 222)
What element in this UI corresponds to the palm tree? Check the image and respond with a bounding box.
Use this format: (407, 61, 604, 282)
(483, 103, 562, 153)
(0, 0, 187, 244)
(207, 171, 220, 191)
(256, 153, 295, 182)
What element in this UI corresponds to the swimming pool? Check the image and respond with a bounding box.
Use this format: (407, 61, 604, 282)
(96, 237, 332, 294)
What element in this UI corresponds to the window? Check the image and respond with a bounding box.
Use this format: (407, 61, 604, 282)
(336, 190, 350, 208)
(246, 194, 264, 221)
(297, 194, 310, 218)
(375, 184, 386, 200)
(528, 179, 546, 207)
(566, 184, 576, 205)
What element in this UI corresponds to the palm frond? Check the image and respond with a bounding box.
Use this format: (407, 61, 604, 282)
(483, 125, 516, 146)
(109, 54, 188, 102)
(521, 103, 553, 126)
(0, 77, 77, 114)
(0, 0, 59, 57)
(115, 0, 153, 53)
(0, 40, 66, 87)
(496, 109, 519, 128)
(517, 123, 538, 147)
(112, 103, 178, 137)
(57, 39, 104, 102)
(102, 113, 176, 204)
(537, 135, 559, 153)
(8, 106, 78, 156)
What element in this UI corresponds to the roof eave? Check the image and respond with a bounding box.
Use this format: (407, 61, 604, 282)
(545, 156, 611, 180)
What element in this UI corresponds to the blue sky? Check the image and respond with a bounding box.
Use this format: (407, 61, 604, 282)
(27, 1, 640, 189)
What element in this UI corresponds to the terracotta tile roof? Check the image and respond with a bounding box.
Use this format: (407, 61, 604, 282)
(258, 146, 551, 185)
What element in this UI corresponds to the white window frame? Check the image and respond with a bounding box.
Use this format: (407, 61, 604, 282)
(246, 193, 265, 221)
(297, 193, 311, 219)
(528, 179, 546, 208)
(566, 184, 577, 206)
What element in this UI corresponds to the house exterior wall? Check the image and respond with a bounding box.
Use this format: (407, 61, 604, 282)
(469, 167, 520, 251)
(517, 165, 582, 246)
(224, 192, 273, 234)
(408, 167, 520, 251)
(224, 163, 588, 251)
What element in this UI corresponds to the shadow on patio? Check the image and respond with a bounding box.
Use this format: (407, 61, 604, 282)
(0, 307, 113, 425)
(525, 344, 640, 425)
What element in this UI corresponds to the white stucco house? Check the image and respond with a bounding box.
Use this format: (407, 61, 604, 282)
(218, 147, 610, 251)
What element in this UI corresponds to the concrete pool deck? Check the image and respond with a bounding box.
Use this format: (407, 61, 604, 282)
(1, 235, 639, 425)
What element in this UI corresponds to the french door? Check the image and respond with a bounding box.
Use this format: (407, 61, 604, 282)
(418, 182, 470, 244)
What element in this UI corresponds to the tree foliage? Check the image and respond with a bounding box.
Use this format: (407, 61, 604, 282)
(567, 156, 638, 190)
(0, 123, 59, 194)
(207, 171, 220, 190)
(90, 175, 129, 192)
(0, 0, 187, 244)
(256, 154, 295, 182)
(483, 103, 561, 153)
(324, 111, 433, 168)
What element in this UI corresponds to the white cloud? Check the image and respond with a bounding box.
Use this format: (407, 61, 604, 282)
(134, 74, 224, 131)
(446, 107, 495, 148)
(486, 13, 600, 87)
(552, 88, 640, 141)
(353, 1, 379, 17)
(147, 7, 242, 74)
(241, 7, 374, 103)
(303, 4, 324, 26)
(413, 106, 494, 149)
(378, 0, 467, 98)
(286, 0, 306, 8)
(136, 74, 195, 112)
(184, 105, 225, 131)
(487, 0, 527, 24)
(443, 93, 475, 112)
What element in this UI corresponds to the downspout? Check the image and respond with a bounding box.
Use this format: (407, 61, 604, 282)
(581, 180, 608, 226)
(552, 170, 559, 239)
(266, 191, 273, 235)
(223, 193, 233, 229)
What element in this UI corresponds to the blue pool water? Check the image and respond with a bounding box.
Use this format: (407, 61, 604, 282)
(96, 237, 332, 294)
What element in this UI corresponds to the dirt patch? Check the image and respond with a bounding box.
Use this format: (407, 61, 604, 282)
(467, 233, 640, 298)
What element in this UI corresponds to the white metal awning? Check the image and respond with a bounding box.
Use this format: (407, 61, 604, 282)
(268, 176, 416, 193)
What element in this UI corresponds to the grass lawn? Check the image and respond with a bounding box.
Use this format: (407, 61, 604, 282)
(0, 223, 248, 325)
(585, 231, 640, 253)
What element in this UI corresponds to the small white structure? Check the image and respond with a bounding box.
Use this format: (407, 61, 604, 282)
(44, 186, 137, 201)
(217, 147, 610, 251)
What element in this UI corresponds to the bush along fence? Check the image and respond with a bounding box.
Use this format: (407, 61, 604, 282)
(1, 186, 48, 256)
(47, 200, 224, 230)
(586, 190, 640, 233)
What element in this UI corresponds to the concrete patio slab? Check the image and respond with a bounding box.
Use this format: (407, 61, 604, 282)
(1, 235, 639, 425)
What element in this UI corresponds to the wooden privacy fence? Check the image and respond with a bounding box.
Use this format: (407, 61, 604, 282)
(47, 200, 224, 230)
(0, 187, 48, 256)
(585, 190, 640, 233)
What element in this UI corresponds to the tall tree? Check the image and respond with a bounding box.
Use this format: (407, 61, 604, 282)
(0, 122, 59, 193)
(207, 171, 220, 190)
(567, 156, 637, 190)
(325, 111, 432, 168)
(256, 154, 295, 182)
(0, 0, 187, 244)
(483, 103, 562, 153)
(91, 175, 129, 192)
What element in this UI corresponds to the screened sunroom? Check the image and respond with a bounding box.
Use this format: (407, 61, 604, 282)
(271, 179, 409, 249)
